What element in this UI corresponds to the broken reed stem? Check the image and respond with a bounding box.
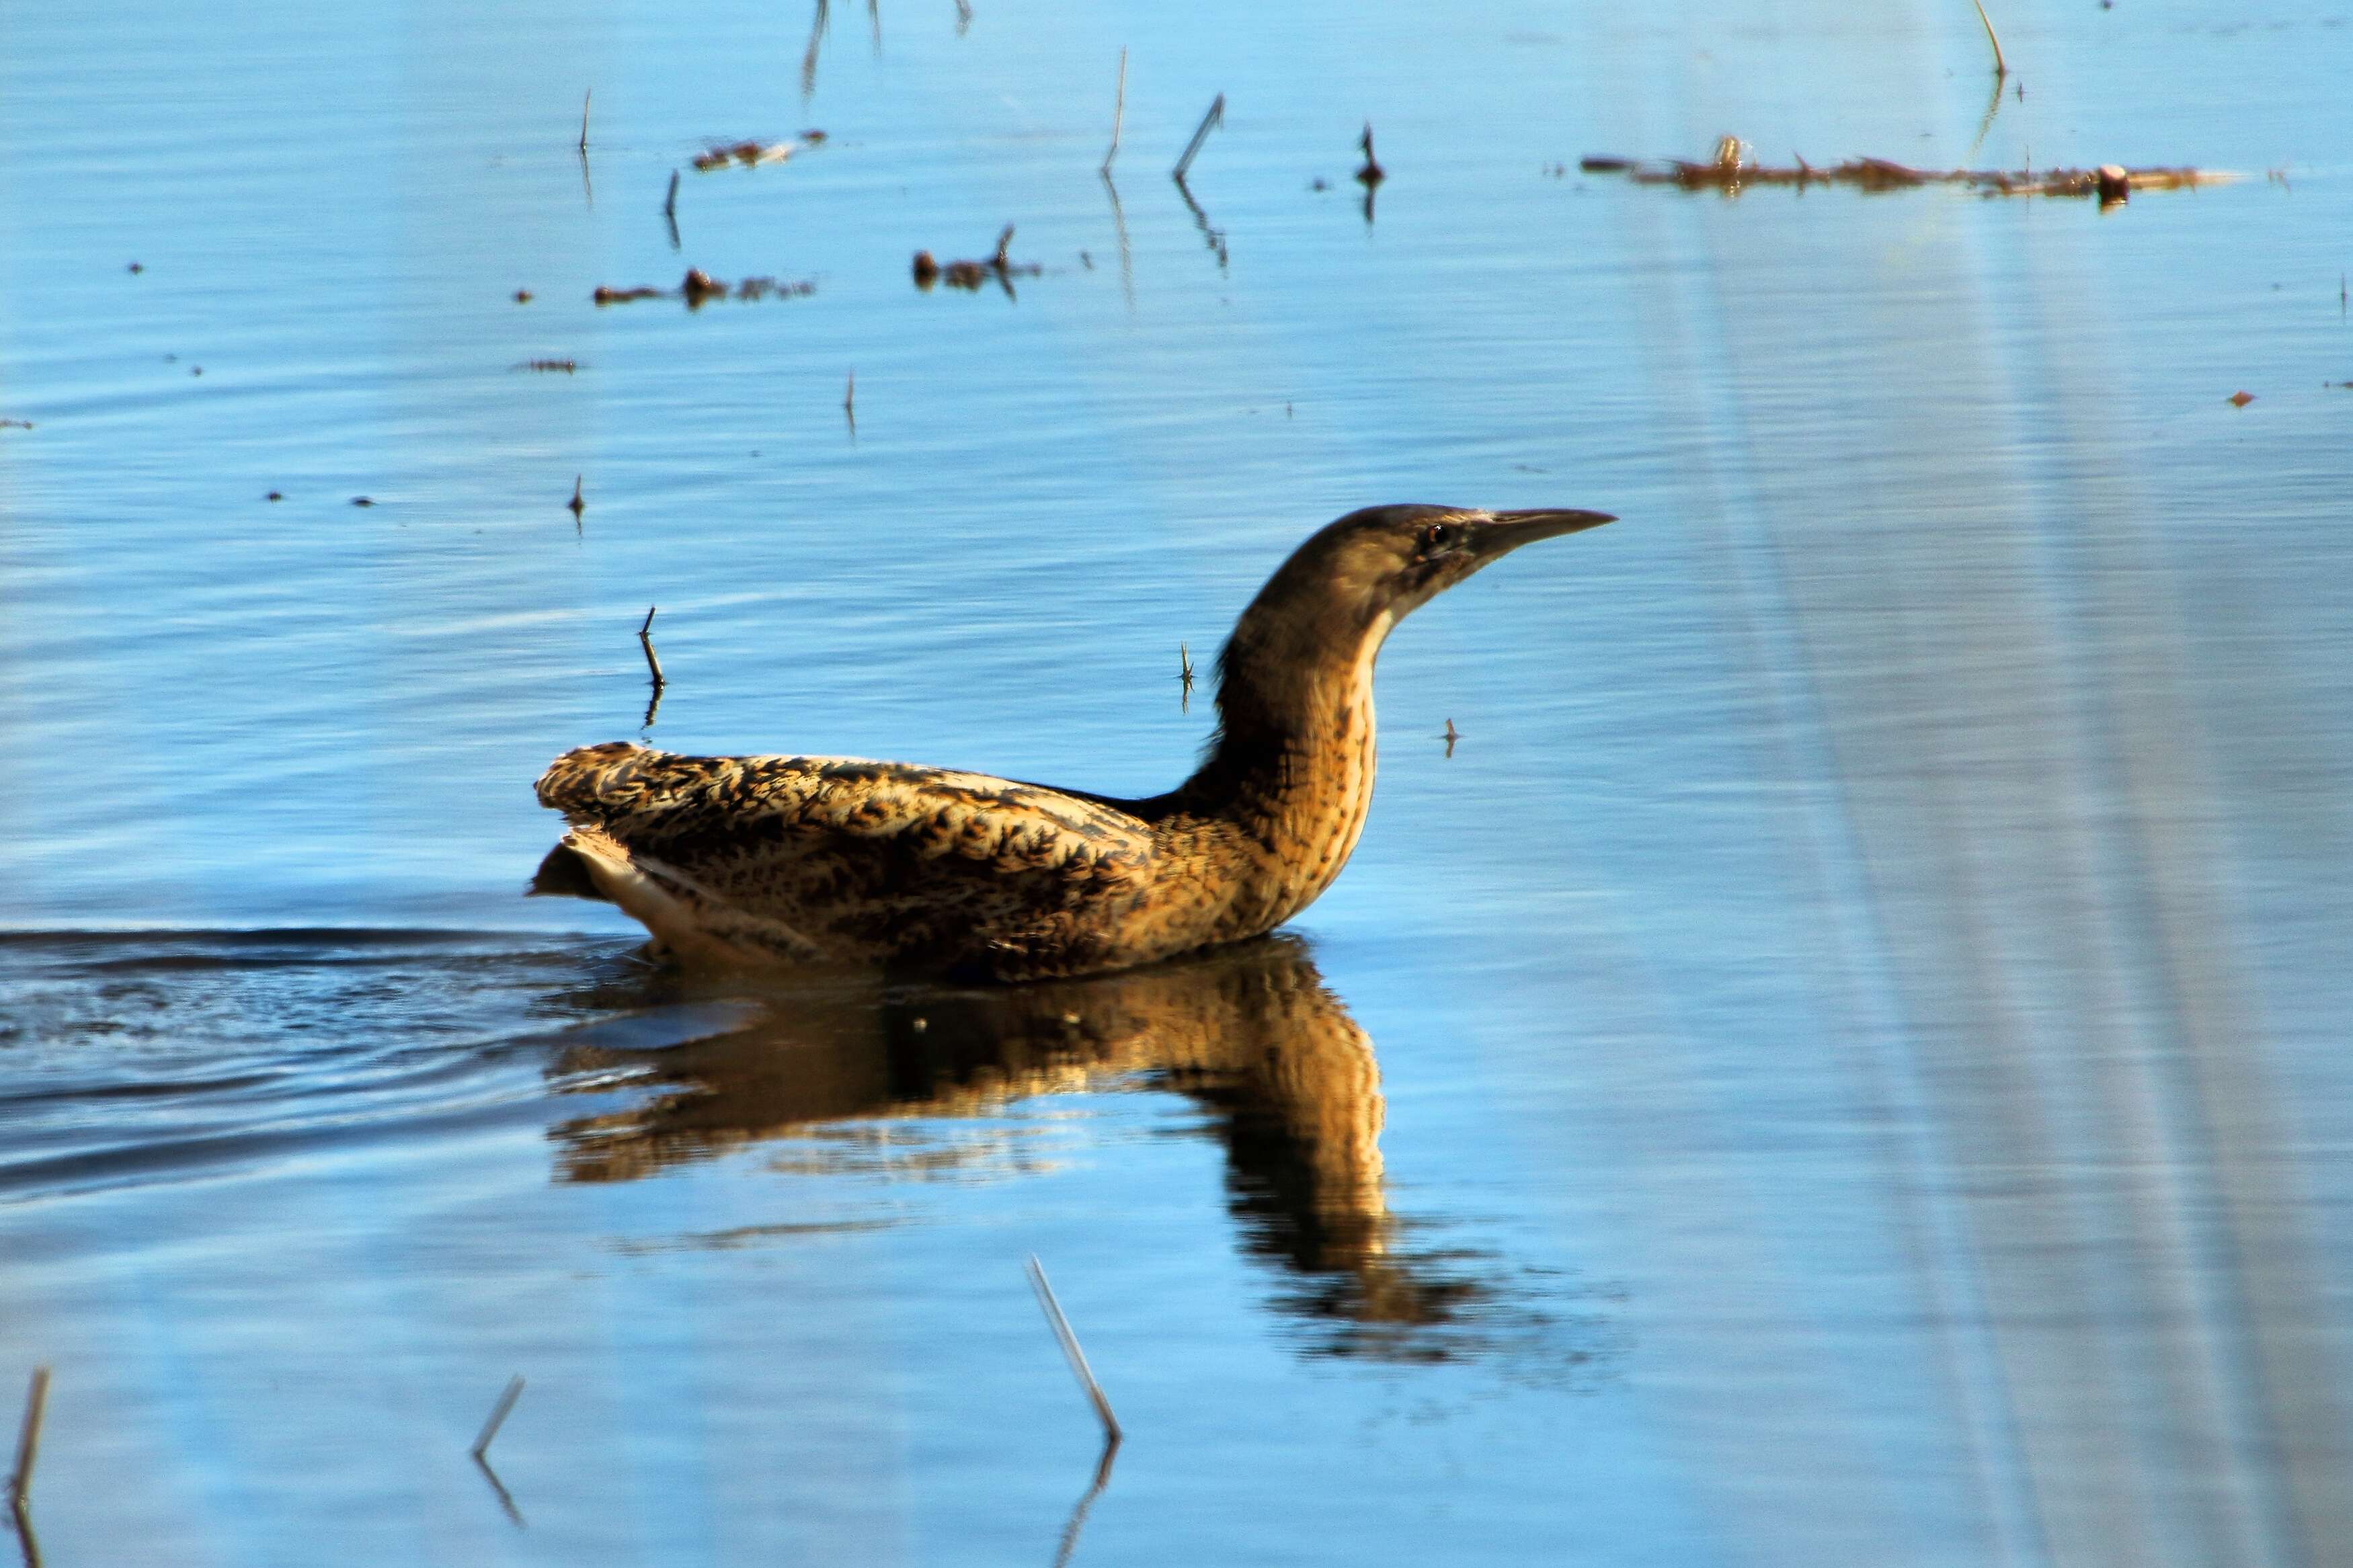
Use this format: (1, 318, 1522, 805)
(9, 1368, 49, 1512)
(1970, 0, 2007, 77)
(1025, 1255, 1121, 1444)
(1100, 48, 1127, 174)
(664, 170, 679, 218)
(844, 370, 856, 413)
(471, 1376, 525, 1460)
(638, 608, 667, 691)
(579, 89, 592, 153)
(1172, 92, 1225, 182)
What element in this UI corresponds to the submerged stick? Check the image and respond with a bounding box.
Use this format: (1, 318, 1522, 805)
(1970, 0, 2007, 77)
(1101, 48, 1127, 174)
(1172, 92, 1224, 182)
(471, 1375, 525, 1460)
(638, 608, 667, 694)
(7, 1368, 48, 1513)
(1025, 1256, 1121, 1443)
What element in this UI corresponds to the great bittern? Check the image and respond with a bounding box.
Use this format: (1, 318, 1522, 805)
(534, 503, 1614, 979)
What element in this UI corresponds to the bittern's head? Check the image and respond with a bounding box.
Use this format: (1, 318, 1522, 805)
(1199, 503, 1614, 761)
(1234, 503, 1616, 656)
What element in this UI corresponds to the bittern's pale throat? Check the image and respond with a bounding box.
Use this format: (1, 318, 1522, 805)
(534, 503, 1614, 979)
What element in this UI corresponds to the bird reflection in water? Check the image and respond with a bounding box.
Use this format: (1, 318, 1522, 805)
(542, 936, 1591, 1364)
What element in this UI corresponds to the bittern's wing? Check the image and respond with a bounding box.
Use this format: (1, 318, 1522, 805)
(534, 742, 1155, 964)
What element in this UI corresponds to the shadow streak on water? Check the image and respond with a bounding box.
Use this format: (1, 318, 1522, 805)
(541, 936, 1597, 1366)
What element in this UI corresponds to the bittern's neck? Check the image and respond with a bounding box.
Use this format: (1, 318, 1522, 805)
(1181, 606, 1395, 915)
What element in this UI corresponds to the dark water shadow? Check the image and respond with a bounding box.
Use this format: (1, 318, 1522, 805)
(539, 937, 1601, 1366)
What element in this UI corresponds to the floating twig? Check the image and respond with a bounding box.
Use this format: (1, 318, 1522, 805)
(567, 476, 585, 526)
(1355, 122, 1385, 186)
(1101, 48, 1127, 175)
(844, 370, 856, 438)
(1179, 643, 1195, 712)
(594, 270, 815, 307)
(1970, 0, 2008, 77)
(9, 1367, 48, 1517)
(1580, 145, 2232, 202)
(471, 1374, 525, 1460)
(579, 89, 592, 153)
(515, 359, 579, 374)
(1172, 92, 1225, 183)
(1441, 718, 1460, 757)
(1025, 1255, 1121, 1443)
(911, 226, 1039, 293)
(692, 132, 822, 172)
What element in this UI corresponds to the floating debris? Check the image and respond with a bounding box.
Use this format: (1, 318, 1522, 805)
(514, 288, 534, 303)
(692, 130, 825, 171)
(2227, 390, 2255, 407)
(729, 275, 812, 302)
(1579, 140, 2233, 202)
(351, 495, 375, 507)
(1355, 123, 1386, 187)
(127, 261, 143, 274)
(594, 270, 814, 308)
(568, 475, 586, 521)
(515, 358, 580, 373)
(266, 490, 283, 501)
(0, 418, 32, 431)
(912, 225, 1039, 292)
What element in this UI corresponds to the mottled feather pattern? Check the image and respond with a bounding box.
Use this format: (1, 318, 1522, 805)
(535, 742, 1160, 975)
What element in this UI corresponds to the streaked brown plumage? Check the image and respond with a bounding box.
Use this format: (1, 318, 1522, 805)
(534, 503, 1613, 979)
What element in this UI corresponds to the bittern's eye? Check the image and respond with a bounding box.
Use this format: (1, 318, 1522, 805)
(1420, 522, 1458, 552)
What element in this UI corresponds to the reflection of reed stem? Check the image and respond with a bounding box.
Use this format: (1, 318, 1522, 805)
(1050, 1438, 1119, 1568)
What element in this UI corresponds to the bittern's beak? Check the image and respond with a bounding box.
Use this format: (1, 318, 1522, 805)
(1470, 508, 1617, 559)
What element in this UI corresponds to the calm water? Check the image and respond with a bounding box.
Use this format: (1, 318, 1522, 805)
(5, 0, 2352, 1561)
